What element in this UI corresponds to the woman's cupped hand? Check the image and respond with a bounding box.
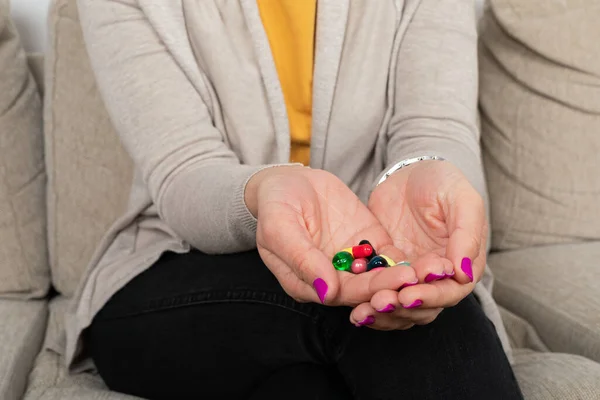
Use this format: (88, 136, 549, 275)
(247, 162, 486, 330)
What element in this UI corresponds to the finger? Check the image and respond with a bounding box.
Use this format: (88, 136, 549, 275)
(410, 253, 454, 283)
(257, 248, 323, 304)
(338, 263, 418, 306)
(371, 289, 404, 314)
(388, 307, 444, 325)
(445, 190, 485, 284)
(350, 302, 414, 331)
(411, 308, 444, 325)
(258, 213, 340, 305)
(397, 279, 472, 310)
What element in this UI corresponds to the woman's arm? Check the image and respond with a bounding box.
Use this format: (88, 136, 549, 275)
(77, 0, 284, 254)
(384, 0, 486, 201)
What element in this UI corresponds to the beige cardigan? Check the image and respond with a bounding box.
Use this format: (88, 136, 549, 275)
(68, 0, 511, 371)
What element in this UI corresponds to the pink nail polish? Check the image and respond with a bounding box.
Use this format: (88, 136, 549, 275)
(402, 299, 423, 309)
(461, 258, 473, 282)
(356, 315, 376, 326)
(313, 278, 328, 304)
(377, 304, 396, 313)
(425, 273, 445, 283)
(399, 280, 419, 290)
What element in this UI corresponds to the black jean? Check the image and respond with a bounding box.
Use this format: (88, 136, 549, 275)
(89, 249, 523, 400)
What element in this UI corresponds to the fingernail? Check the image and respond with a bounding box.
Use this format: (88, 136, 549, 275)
(461, 257, 473, 282)
(399, 280, 419, 290)
(425, 273, 445, 283)
(402, 299, 423, 309)
(356, 315, 376, 327)
(445, 270, 455, 277)
(377, 304, 396, 313)
(313, 278, 328, 304)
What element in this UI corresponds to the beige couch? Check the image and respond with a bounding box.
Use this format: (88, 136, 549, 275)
(1, 0, 600, 399)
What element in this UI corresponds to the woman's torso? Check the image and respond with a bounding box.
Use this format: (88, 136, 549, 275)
(66, 0, 435, 371)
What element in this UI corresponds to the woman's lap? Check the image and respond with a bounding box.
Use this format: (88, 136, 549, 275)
(89, 250, 522, 400)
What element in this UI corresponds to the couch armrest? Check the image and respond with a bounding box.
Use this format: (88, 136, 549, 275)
(489, 242, 600, 362)
(0, 299, 48, 400)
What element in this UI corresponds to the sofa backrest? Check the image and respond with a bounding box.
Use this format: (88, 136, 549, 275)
(44, 0, 133, 296)
(0, 0, 49, 299)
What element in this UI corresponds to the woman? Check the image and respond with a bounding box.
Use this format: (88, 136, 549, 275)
(67, 0, 523, 399)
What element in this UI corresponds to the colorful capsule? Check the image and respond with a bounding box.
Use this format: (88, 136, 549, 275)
(332, 251, 353, 272)
(351, 258, 368, 274)
(343, 245, 374, 259)
(380, 255, 396, 267)
(358, 240, 377, 260)
(352, 244, 373, 259)
(366, 256, 388, 271)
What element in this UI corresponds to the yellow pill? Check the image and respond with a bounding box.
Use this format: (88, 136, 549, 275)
(380, 255, 396, 267)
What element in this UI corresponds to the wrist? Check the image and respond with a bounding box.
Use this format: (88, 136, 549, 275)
(244, 165, 305, 218)
(377, 156, 445, 187)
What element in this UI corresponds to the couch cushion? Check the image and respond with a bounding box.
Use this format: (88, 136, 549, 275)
(479, 0, 600, 250)
(26, 296, 600, 400)
(24, 296, 140, 400)
(499, 305, 549, 353)
(0, 299, 48, 400)
(489, 242, 600, 363)
(27, 54, 45, 98)
(24, 349, 142, 400)
(45, 0, 133, 296)
(0, 0, 50, 298)
(513, 349, 600, 400)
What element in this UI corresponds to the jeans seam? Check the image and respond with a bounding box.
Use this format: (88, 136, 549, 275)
(96, 289, 320, 322)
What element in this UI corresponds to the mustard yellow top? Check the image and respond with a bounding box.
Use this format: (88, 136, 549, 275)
(257, 0, 317, 166)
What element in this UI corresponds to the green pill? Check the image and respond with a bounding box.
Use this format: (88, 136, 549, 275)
(332, 251, 353, 271)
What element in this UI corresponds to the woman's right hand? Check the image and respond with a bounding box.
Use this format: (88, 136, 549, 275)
(245, 166, 419, 307)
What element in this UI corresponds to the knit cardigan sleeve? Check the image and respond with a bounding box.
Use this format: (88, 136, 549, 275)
(77, 0, 277, 254)
(383, 0, 488, 207)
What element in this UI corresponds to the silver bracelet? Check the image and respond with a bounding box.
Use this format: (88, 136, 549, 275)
(376, 156, 445, 186)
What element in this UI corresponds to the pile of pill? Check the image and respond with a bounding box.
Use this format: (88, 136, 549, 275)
(332, 240, 408, 274)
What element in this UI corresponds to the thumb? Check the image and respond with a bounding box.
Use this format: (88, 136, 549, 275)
(258, 214, 340, 305)
(445, 189, 485, 284)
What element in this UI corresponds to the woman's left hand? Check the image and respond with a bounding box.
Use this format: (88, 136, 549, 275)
(349, 160, 488, 329)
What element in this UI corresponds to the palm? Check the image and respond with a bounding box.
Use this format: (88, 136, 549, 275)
(368, 161, 465, 261)
(257, 169, 394, 260)
(255, 168, 418, 306)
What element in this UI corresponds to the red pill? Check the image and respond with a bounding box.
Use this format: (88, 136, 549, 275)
(351, 258, 368, 274)
(352, 244, 373, 259)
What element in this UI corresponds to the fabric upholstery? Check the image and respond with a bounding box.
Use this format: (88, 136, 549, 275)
(45, 0, 133, 296)
(0, 299, 48, 400)
(489, 242, 600, 363)
(27, 53, 45, 98)
(513, 349, 600, 400)
(479, 0, 600, 250)
(499, 305, 549, 353)
(0, 0, 49, 299)
(24, 296, 140, 400)
(26, 296, 600, 400)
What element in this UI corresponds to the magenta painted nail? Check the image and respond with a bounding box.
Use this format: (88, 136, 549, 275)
(425, 273, 445, 283)
(356, 315, 376, 327)
(313, 278, 328, 304)
(399, 280, 419, 290)
(402, 299, 423, 309)
(377, 304, 396, 313)
(461, 257, 473, 282)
